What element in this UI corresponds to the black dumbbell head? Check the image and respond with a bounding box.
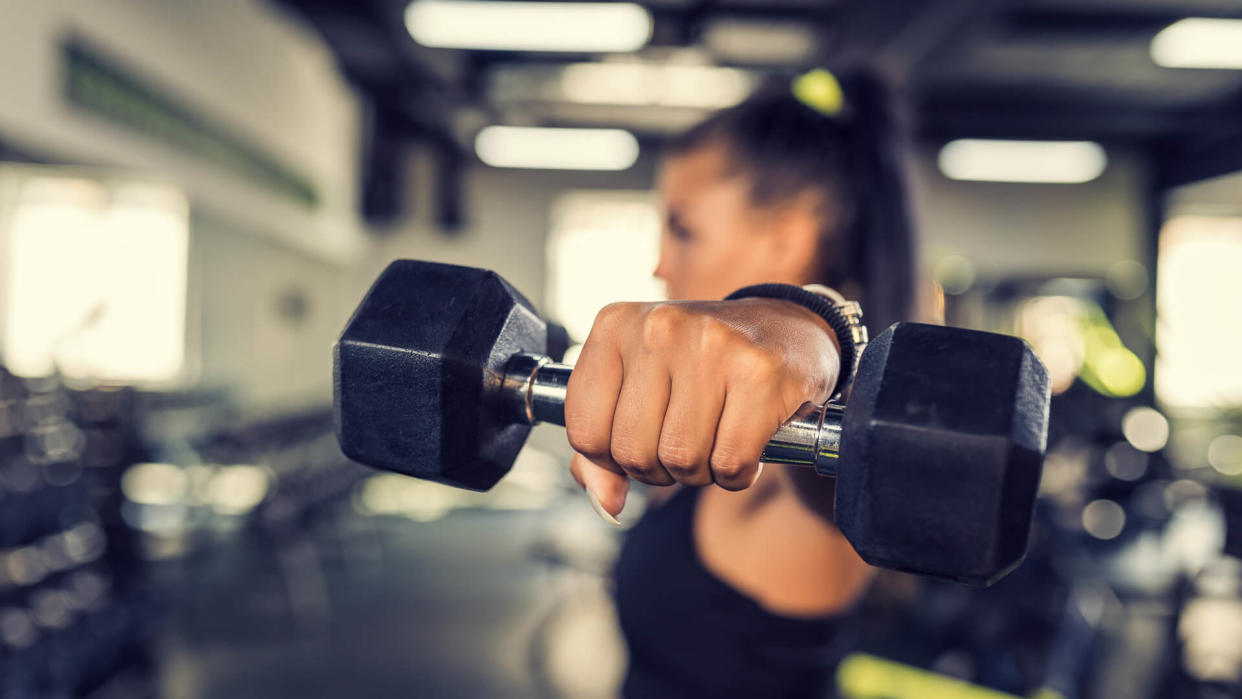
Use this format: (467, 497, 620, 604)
(835, 322, 1050, 586)
(334, 260, 547, 490)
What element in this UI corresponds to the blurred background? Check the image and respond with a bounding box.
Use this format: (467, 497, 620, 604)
(0, 0, 1240, 697)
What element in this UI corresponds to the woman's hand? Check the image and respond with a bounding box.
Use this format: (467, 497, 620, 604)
(564, 298, 841, 522)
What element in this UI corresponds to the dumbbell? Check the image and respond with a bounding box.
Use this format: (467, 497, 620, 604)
(334, 260, 1051, 585)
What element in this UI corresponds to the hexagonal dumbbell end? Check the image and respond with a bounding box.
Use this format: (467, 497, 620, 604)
(334, 260, 547, 491)
(835, 322, 1051, 586)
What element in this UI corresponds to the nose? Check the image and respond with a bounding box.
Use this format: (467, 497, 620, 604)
(652, 254, 670, 282)
(652, 234, 673, 282)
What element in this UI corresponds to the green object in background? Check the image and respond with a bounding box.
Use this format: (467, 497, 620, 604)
(836, 652, 1063, 699)
(1078, 303, 1146, 398)
(62, 39, 318, 208)
(792, 68, 845, 117)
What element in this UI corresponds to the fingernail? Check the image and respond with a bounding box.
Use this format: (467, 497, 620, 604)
(587, 488, 621, 526)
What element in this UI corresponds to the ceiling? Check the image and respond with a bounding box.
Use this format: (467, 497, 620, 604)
(272, 0, 1242, 188)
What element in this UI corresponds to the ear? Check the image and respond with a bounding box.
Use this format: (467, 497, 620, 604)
(767, 195, 822, 283)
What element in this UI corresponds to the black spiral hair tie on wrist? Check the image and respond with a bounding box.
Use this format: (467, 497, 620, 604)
(724, 283, 857, 398)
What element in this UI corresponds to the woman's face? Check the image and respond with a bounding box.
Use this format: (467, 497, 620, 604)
(654, 143, 818, 301)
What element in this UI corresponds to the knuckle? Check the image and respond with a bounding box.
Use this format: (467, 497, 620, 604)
(657, 441, 700, 471)
(711, 460, 744, 481)
(699, 317, 749, 354)
(620, 462, 661, 484)
(641, 304, 684, 349)
(710, 452, 754, 487)
(667, 466, 711, 486)
(661, 461, 698, 479)
(658, 452, 710, 486)
(566, 424, 609, 459)
(593, 302, 633, 333)
(598, 301, 628, 320)
(609, 438, 649, 470)
(748, 349, 786, 378)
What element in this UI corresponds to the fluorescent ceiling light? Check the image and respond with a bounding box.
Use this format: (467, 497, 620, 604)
(405, 1, 652, 52)
(560, 63, 755, 109)
(938, 139, 1107, 184)
(702, 20, 818, 66)
(1151, 18, 1242, 69)
(475, 126, 639, 170)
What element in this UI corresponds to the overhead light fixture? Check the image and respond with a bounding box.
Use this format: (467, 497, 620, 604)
(1151, 18, 1242, 69)
(474, 126, 639, 170)
(701, 20, 818, 66)
(937, 139, 1107, 184)
(560, 62, 755, 109)
(405, 1, 652, 53)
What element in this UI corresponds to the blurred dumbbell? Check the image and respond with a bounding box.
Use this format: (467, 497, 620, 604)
(334, 260, 1051, 585)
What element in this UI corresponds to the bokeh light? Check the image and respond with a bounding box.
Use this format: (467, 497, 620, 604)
(1122, 407, 1170, 453)
(1082, 499, 1126, 540)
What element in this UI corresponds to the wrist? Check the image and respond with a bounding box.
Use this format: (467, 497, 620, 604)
(725, 283, 865, 399)
(802, 285, 868, 370)
(762, 298, 841, 355)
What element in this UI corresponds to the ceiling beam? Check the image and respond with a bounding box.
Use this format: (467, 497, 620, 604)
(819, 0, 997, 81)
(1158, 127, 1242, 188)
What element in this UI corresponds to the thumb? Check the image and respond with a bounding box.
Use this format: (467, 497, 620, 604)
(570, 452, 630, 525)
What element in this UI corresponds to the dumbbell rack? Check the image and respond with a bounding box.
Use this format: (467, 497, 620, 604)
(0, 369, 155, 698)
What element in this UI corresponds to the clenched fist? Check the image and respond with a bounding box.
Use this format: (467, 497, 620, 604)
(564, 298, 841, 521)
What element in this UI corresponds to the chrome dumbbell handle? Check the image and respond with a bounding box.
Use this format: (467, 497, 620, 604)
(499, 353, 845, 477)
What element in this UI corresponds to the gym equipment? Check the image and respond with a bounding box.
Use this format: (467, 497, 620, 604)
(334, 260, 1051, 585)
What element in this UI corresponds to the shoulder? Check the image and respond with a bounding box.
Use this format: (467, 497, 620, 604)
(694, 469, 875, 617)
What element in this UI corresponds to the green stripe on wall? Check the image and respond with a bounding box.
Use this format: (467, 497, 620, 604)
(63, 39, 318, 208)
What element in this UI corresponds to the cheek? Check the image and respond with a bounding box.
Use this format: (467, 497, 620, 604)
(657, 241, 709, 300)
(683, 238, 760, 300)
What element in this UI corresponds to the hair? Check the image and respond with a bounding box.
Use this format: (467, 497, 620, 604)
(667, 68, 917, 333)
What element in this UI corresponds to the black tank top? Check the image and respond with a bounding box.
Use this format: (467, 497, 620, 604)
(614, 486, 848, 698)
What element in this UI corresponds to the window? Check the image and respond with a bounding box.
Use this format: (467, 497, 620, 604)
(546, 191, 664, 355)
(0, 169, 189, 384)
(1156, 215, 1242, 409)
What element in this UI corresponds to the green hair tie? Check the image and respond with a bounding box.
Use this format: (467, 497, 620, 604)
(792, 68, 845, 117)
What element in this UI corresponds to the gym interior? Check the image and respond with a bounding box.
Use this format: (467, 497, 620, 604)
(0, 1, 1240, 697)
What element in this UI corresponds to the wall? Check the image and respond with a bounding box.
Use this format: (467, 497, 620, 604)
(0, 0, 1155, 413)
(911, 145, 1149, 279)
(189, 215, 353, 411)
(360, 149, 660, 312)
(367, 144, 1150, 308)
(0, 0, 365, 260)
(0, 0, 366, 413)
(1166, 170, 1242, 218)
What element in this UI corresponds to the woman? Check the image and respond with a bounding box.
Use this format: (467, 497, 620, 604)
(565, 69, 917, 697)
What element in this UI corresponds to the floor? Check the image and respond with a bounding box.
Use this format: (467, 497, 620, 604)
(150, 493, 628, 699)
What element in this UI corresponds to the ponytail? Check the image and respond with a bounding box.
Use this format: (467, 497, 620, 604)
(832, 68, 916, 333)
(668, 67, 918, 333)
